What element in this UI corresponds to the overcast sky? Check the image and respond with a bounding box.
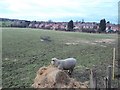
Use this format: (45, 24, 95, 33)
(0, 0, 119, 24)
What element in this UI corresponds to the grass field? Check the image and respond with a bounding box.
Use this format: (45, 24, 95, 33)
(2, 28, 118, 88)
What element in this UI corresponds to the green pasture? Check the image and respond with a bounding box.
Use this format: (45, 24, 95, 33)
(2, 28, 118, 88)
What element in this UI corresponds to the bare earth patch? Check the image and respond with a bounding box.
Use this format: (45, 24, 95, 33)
(100, 45, 107, 47)
(94, 39, 115, 44)
(65, 39, 115, 46)
(65, 40, 90, 46)
(32, 65, 88, 88)
(65, 43, 79, 45)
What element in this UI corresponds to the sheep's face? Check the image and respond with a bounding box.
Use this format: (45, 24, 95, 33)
(51, 60, 55, 65)
(51, 58, 58, 65)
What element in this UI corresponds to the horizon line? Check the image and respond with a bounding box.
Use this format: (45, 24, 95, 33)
(0, 17, 118, 24)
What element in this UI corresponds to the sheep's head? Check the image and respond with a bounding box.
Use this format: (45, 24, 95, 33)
(51, 58, 58, 65)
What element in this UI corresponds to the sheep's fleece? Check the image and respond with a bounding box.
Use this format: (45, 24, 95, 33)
(51, 58, 76, 70)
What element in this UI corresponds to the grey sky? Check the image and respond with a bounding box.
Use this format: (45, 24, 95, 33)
(0, 0, 119, 23)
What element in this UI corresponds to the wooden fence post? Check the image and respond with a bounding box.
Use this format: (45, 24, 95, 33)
(112, 48, 115, 80)
(104, 77, 108, 90)
(90, 69, 95, 89)
(107, 65, 112, 88)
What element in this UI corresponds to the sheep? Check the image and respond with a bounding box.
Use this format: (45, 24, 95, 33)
(51, 57, 76, 75)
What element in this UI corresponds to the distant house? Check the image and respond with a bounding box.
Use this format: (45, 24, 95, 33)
(75, 22, 98, 33)
(28, 23, 34, 28)
(38, 23, 45, 29)
(44, 24, 51, 29)
(106, 23, 118, 33)
(34, 24, 40, 28)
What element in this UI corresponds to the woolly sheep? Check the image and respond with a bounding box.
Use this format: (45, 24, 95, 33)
(51, 57, 76, 75)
